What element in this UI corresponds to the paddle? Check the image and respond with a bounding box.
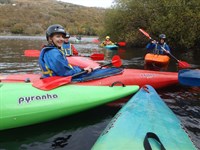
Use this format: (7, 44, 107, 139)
(116, 42, 126, 47)
(139, 28, 191, 69)
(24, 50, 104, 60)
(178, 69, 200, 87)
(32, 55, 122, 90)
(81, 53, 104, 61)
(24, 49, 40, 57)
(92, 38, 100, 43)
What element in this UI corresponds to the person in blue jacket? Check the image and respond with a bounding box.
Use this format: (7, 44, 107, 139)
(146, 34, 171, 55)
(38, 24, 92, 78)
(62, 32, 79, 56)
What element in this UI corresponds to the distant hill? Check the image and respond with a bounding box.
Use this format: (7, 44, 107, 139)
(0, 0, 105, 36)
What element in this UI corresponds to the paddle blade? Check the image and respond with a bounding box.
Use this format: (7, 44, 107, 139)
(112, 55, 122, 67)
(24, 50, 40, 57)
(139, 28, 151, 39)
(178, 61, 191, 69)
(90, 53, 104, 60)
(92, 39, 100, 43)
(117, 42, 126, 47)
(32, 76, 72, 90)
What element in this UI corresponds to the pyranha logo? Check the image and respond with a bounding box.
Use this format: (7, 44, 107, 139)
(18, 94, 58, 104)
(141, 74, 155, 78)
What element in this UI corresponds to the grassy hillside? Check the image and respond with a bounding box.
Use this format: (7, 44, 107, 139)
(0, 0, 105, 35)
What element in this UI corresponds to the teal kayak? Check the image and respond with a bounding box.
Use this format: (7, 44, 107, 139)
(92, 85, 197, 150)
(105, 44, 118, 50)
(0, 83, 139, 131)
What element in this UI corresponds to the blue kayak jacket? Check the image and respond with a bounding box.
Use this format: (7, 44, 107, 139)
(146, 42, 170, 54)
(38, 45, 82, 78)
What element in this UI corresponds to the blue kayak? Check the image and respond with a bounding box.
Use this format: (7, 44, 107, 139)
(178, 69, 200, 87)
(105, 44, 118, 50)
(92, 85, 197, 150)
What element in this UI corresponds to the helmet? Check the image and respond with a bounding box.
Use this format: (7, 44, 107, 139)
(65, 32, 70, 38)
(159, 34, 166, 39)
(46, 24, 66, 41)
(106, 36, 110, 39)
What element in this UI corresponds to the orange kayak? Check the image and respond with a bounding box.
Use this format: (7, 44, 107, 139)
(144, 53, 170, 67)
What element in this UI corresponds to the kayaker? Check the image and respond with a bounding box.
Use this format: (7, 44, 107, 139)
(62, 32, 79, 56)
(101, 36, 114, 46)
(76, 35, 82, 40)
(38, 24, 93, 78)
(146, 34, 171, 55)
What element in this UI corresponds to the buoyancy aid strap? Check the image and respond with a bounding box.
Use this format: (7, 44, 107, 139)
(41, 65, 53, 76)
(68, 44, 73, 55)
(59, 48, 73, 69)
(153, 44, 159, 54)
(68, 64, 73, 69)
(59, 48, 67, 56)
(62, 44, 73, 56)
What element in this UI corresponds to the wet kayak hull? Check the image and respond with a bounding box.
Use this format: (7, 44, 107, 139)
(0, 83, 139, 131)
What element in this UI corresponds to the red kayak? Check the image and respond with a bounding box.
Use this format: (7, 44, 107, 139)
(67, 56, 100, 68)
(0, 69, 178, 89)
(74, 69, 178, 89)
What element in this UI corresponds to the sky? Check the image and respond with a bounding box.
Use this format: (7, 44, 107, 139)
(58, 0, 114, 8)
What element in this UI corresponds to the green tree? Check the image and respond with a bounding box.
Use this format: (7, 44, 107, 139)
(103, 0, 200, 49)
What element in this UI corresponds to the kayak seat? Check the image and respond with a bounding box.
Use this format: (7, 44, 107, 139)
(110, 81, 125, 87)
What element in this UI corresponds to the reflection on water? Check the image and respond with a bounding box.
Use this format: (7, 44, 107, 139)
(0, 37, 200, 150)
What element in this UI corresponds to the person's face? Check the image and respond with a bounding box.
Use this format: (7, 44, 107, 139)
(160, 39, 165, 44)
(64, 37, 69, 43)
(50, 33, 65, 48)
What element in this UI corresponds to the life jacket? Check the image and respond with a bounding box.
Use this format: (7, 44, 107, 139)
(103, 40, 113, 46)
(39, 45, 73, 78)
(62, 42, 73, 56)
(153, 43, 167, 54)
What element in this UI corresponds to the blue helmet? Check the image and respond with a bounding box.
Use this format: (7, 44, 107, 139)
(159, 34, 166, 39)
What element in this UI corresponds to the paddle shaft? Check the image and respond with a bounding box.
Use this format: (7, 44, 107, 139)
(72, 58, 119, 78)
(161, 46, 191, 68)
(160, 47, 179, 62)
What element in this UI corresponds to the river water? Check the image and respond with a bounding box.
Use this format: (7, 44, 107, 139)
(0, 36, 200, 150)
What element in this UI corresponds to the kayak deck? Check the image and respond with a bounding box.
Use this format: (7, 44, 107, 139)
(144, 53, 170, 67)
(0, 83, 139, 131)
(92, 85, 197, 150)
